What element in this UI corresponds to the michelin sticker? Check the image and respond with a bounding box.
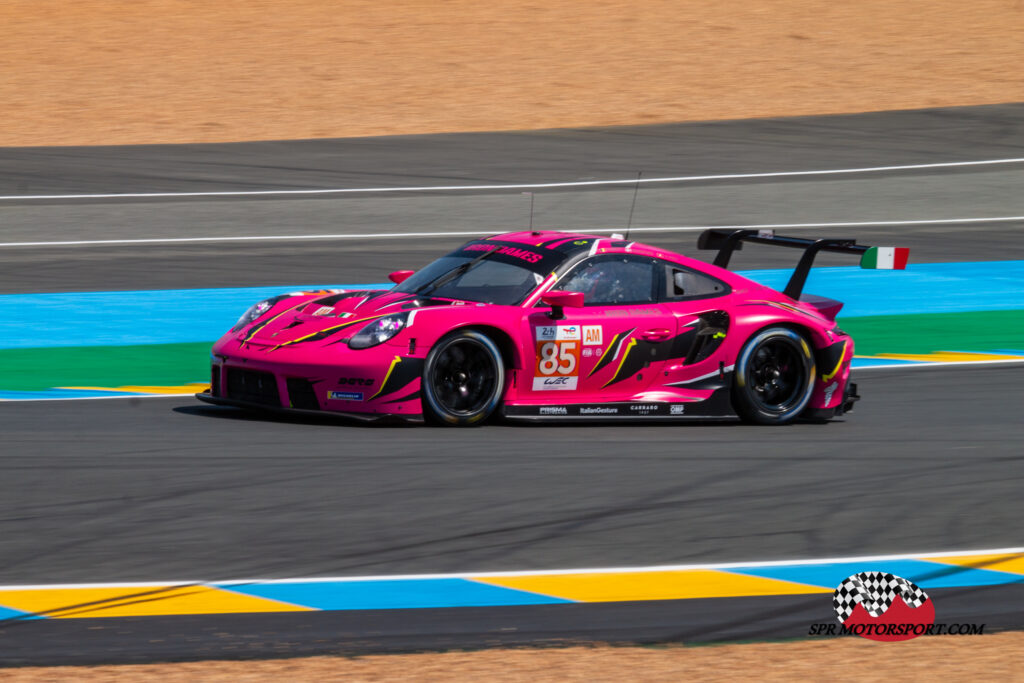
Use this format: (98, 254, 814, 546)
(328, 391, 363, 401)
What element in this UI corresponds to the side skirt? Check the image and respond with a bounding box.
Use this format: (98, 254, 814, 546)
(502, 388, 736, 421)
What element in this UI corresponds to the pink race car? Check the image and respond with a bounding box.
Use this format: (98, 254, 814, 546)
(197, 229, 908, 426)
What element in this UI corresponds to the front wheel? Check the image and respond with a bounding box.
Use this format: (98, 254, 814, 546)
(421, 330, 505, 426)
(732, 327, 815, 425)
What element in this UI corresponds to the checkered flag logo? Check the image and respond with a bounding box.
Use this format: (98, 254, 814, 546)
(833, 572, 929, 623)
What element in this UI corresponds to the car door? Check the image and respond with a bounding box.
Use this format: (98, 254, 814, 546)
(655, 259, 734, 375)
(523, 253, 678, 401)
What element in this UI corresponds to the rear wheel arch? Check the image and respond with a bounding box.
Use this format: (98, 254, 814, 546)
(731, 325, 817, 425)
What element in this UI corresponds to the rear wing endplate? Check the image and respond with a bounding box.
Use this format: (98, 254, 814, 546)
(697, 229, 909, 299)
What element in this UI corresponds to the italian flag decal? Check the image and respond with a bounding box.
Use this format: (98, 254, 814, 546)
(860, 246, 909, 270)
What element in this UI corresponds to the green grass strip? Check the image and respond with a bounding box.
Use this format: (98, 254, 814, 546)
(0, 342, 211, 392)
(1, 309, 1022, 392)
(838, 309, 1024, 356)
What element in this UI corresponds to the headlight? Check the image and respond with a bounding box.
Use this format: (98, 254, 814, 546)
(231, 298, 276, 332)
(348, 313, 409, 349)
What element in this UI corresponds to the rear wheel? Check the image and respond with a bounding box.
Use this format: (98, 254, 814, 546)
(422, 330, 505, 426)
(732, 327, 815, 425)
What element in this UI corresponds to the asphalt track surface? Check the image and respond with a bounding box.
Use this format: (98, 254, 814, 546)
(2, 103, 1024, 293)
(1, 104, 1023, 661)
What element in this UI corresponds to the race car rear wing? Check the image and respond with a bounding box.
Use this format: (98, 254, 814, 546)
(697, 228, 909, 299)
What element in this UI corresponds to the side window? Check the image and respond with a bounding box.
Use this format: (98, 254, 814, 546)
(554, 255, 656, 306)
(661, 262, 729, 301)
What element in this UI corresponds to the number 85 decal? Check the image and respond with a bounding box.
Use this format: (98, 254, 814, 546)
(537, 341, 579, 376)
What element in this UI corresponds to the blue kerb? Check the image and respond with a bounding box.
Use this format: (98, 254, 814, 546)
(726, 559, 1024, 590)
(219, 578, 572, 611)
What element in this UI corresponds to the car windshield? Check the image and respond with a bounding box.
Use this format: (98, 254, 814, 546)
(393, 256, 543, 305)
(393, 240, 567, 305)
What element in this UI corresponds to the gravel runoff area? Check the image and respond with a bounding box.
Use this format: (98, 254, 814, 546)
(1, 0, 1022, 146)
(3, 0, 1022, 677)
(3, 633, 1023, 681)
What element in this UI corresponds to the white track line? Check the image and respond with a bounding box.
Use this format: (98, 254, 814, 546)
(3, 157, 1023, 202)
(2, 215, 1023, 248)
(1, 545, 1020, 589)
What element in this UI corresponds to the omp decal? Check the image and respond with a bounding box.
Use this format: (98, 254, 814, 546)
(588, 328, 635, 377)
(603, 338, 638, 388)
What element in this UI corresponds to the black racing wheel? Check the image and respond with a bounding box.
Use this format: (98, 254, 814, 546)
(732, 327, 816, 425)
(421, 330, 505, 426)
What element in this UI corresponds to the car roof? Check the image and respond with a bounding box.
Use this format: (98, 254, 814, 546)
(488, 230, 680, 262)
(485, 230, 759, 291)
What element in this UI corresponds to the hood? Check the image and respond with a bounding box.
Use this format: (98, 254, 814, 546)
(237, 289, 448, 348)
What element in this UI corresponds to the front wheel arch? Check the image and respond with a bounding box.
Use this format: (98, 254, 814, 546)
(421, 330, 505, 427)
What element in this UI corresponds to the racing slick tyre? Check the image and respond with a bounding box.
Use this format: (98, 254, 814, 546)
(422, 330, 505, 426)
(732, 327, 816, 425)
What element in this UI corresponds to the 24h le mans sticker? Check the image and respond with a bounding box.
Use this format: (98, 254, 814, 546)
(832, 572, 935, 641)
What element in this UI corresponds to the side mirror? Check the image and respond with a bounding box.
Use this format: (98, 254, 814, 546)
(389, 270, 415, 284)
(540, 290, 584, 319)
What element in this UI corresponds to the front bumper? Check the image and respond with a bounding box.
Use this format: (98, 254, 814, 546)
(207, 338, 426, 419)
(195, 391, 423, 424)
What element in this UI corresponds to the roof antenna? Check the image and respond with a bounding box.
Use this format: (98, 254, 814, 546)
(523, 192, 537, 234)
(624, 171, 642, 241)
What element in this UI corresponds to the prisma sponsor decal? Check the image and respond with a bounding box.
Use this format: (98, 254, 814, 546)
(328, 391, 363, 401)
(539, 406, 568, 415)
(583, 325, 603, 346)
(807, 572, 983, 641)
